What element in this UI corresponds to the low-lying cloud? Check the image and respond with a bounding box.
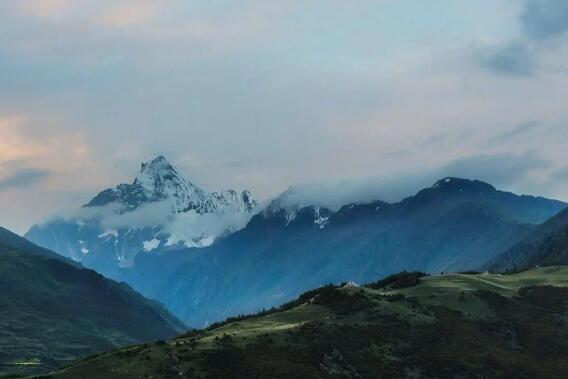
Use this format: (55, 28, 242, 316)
(272, 152, 551, 212)
(65, 199, 255, 247)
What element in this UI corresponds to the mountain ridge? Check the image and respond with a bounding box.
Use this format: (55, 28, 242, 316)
(115, 177, 566, 326)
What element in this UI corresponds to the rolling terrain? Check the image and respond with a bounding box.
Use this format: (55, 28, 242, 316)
(0, 227, 185, 377)
(47, 267, 568, 379)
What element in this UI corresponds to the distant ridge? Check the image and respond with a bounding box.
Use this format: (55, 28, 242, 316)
(487, 207, 568, 272)
(115, 177, 566, 326)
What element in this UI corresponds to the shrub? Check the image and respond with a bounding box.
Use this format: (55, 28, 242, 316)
(366, 271, 428, 290)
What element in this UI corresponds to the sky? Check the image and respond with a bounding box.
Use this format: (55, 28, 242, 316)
(1, 0, 568, 234)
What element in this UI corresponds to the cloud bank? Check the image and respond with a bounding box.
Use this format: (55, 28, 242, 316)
(1, 1, 568, 233)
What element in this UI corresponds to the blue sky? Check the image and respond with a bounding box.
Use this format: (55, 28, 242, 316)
(1, 0, 568, 233)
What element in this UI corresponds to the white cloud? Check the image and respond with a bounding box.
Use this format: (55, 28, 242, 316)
(1, 1, 568, 234)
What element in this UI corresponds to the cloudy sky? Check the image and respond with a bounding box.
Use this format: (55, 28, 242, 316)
(1, 0, 568, 233)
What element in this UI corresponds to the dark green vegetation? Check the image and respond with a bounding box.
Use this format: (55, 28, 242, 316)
(366, 271, 428, 290)
(0, 227, 185, 377)
(489, 207, 568, 272)
(47, 267, 568, 379)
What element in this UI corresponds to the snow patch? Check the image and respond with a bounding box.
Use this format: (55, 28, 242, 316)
(343, 281, 360, 288)
(98, 229, 118, 239)
(143, 239, 160, 252)
(314, 207, 329, 229)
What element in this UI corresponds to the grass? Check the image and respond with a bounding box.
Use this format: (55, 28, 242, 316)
(41, 266, 568, 378)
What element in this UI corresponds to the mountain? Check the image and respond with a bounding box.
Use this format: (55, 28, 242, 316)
(47, 267, 568, 379)
(116, 177, 566, 327)
(0, 226, 185, 377)
(26, 155, 259, 271)
(488, 207, 568, 272)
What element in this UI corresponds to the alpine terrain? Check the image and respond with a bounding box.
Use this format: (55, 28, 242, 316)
(86, 177, 566, 327)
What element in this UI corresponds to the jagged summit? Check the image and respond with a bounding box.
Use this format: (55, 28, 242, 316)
(133, 155, 208, 212)
(32, 155, 262, 266)
(86, 155, 258, 214)
(137, 155, 180, 185)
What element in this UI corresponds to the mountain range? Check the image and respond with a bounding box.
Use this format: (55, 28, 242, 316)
(119, 176, 565, 326)
(0, 225, 185, 377)
(25, 157, 567, 327)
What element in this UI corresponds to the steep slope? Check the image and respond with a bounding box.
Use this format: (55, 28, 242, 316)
(48, 267, 568, 379)
(119, 178, 566, 327)
(26, 155, 259, 271)
(488, 207, 568, 272)
(0, 227, 185, 377)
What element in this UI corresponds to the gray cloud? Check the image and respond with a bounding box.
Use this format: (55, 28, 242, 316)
(0, 168, 51, 191)
(479, 0, 568, 76)
(440, 152, 549, 186)
(551, 167, 568, 181)
(489, 121, 540, 143)
(2, 2, 568, 232)
(478, 42, 535, 76)
(381, 150, 412, 159)
(521, 0, 568, 40)
(271, 151, 551, 212)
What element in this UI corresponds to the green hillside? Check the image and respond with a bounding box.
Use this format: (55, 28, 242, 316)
(46, 267, 568, 379)
(0, 228, 186, 377)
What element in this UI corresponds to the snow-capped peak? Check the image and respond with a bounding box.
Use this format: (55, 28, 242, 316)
(86, 155, 258, 217)
(133, 155, 207, 212)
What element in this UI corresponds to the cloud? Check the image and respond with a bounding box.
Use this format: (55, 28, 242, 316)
(521, 0, 568, 40)
(271, 151, 552, 212)
(551, 167, 568, 181)
(67, 199, 255, 247)
(0, 168, 51, 191)
(3, 1, 568, 233)
(477, 42, 535, 76)
(98, 201, 172, 230)
(165, 209, 254, 247)
(271, 173, 436, 212)
(478, 0, 568, 76)
(489, 121, 540, 142)
(439, 152, 549, 186)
